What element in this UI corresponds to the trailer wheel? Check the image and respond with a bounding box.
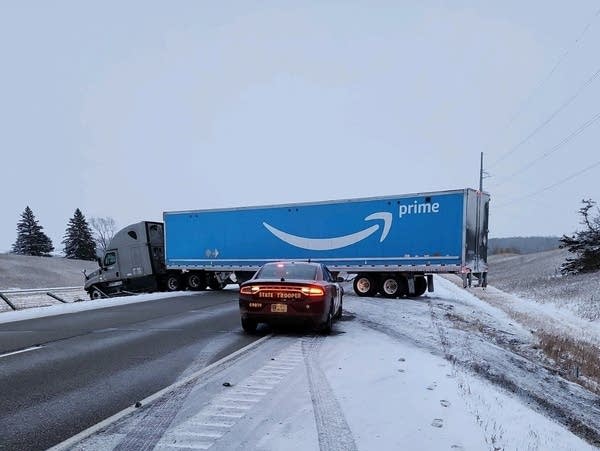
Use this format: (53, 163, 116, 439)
(353, 274, 377, 297)
(379, 276, 402, 298)
(166, 274, 181, 292)
(186, 273, 205, 291)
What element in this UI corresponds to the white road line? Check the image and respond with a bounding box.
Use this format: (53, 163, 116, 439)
(175, 431, 224, 439)
(221, 397, 261, 403)
(231, 390, 268, 396)
(257, 369, 289, 375)
(242, 384, 274, 390)
(0, 345, 42, 359)
(159, 441, 214, 450)
(252, 374, 284, 380)
(191, 422, 234, 428)
(205, 412, 245, 419)
(212, 404, 252, 410)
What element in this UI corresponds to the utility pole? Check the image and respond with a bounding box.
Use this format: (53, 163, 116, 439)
(479, 152, 484, 192)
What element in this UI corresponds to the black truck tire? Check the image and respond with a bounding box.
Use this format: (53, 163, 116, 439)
(353, 274, 377, 297)
(89, 286, 103, 300)
(241, 317, 257, 334)
(165, 274, 181, 292)
(379, 276, 401, 298)
(186, 273, 206, 291)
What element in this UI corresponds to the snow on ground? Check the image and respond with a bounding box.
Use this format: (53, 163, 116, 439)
(456, 278, 600, 347)
(488, 250, 600, 321)
(0, 253, 97, 290)
(66, 276, 599, 450)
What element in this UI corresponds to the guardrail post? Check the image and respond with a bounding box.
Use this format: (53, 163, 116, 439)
(46, 292, 67, 303)
(0, 292, 17, 311)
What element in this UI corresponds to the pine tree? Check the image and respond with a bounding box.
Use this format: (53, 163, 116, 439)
(560, 199, 600, 274)
(11, 206, 55, 256)
(62, 208, 97, 260)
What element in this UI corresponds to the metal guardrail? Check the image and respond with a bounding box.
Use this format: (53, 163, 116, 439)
(1, 286, 81, 295)
(0, 287, 86, 311)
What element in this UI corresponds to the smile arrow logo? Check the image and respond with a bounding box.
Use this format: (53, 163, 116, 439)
(263, 212, 392, 251)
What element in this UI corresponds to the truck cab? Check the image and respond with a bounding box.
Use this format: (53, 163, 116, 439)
(84, 222, 166, 298)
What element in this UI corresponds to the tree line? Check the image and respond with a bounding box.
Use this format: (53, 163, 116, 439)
(10, 206, 116, 261)
(488, 236, 561, 255)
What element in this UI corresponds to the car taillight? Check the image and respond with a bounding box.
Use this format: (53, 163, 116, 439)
(300, 286, 324, 297)
(240, 285, 260, 295)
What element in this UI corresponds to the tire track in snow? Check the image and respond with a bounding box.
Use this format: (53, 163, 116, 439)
(113, 333, 241, 451)
(302, 337, 358, 451)
(151, 341, 304, 450)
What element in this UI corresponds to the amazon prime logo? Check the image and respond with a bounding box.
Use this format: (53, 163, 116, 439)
(398, 200, 440, 218)
(263, 212, 392, 251)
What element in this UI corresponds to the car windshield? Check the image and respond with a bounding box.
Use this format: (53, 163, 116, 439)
(256, 263, 317, 280)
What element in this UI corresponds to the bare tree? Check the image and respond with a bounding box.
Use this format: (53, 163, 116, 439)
(90, 217, 117, 256)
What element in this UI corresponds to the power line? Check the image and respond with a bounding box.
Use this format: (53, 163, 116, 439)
(495, 159, 600, 208)
(503, 6, 600, 129)
(488, 65, 600, 169)
(491, 109, 600, 188)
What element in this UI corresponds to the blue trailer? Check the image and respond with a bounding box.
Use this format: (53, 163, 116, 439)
(163, 188, 489, 297)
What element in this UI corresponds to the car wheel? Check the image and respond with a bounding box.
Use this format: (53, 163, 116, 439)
(166, 275, 181, 292)
(353, 274, 377, 297)
(334, 298, 343, 319)
(186, 273, 205, 291)
(321, 309, 333, 335)
(89, 286, 103, 300)
(241, 317, 257, 334)
(379, 276, 401, 298)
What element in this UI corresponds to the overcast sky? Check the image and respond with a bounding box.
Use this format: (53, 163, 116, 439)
(1, 1, 600, 253)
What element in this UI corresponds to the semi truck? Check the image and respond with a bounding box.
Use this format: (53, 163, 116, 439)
(84, 188, 489, 299)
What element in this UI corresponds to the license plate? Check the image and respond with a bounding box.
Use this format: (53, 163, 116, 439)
(271, 304, 287, 313)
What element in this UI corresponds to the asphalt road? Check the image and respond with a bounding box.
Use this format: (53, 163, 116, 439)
(0, 290, 264, 451)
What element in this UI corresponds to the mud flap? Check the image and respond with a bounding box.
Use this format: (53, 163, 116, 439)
(426, 274, 434, 292)
(407, 274, 415, 295)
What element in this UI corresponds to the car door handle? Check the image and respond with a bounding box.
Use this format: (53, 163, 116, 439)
(116, 272, 119, 277)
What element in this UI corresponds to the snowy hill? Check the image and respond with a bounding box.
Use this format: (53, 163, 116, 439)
(488, 249, 600, 320)
(0, 253, 98, 290)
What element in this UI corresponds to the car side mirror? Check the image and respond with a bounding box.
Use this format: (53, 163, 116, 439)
(336, 276, 345, 283)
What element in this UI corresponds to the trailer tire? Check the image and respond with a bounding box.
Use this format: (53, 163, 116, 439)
(379, 276, 402, 298)
(165, 274, 181, 292)
(186, 273, 205, 291)
(353, 274, 377, 297)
